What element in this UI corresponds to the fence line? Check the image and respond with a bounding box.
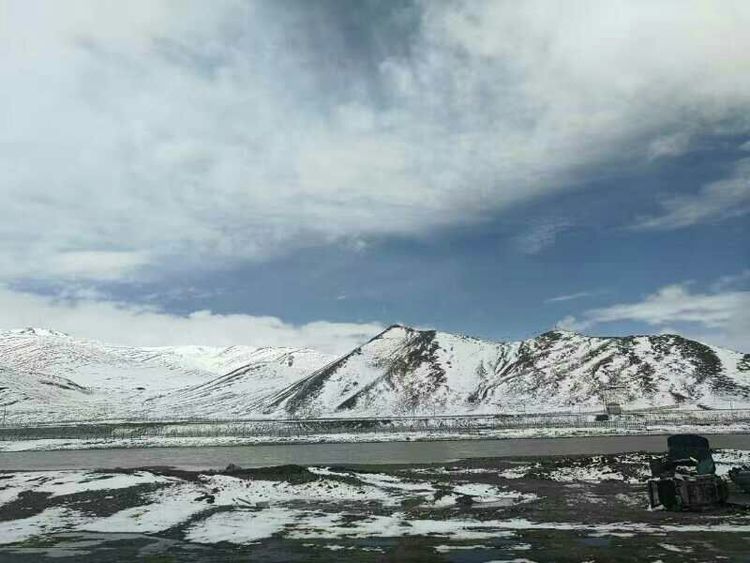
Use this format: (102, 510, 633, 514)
(5, 407, 750, 427)
(2, 408, 750, 442)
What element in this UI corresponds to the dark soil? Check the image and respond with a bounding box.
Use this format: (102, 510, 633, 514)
(2, 452, 750, 561)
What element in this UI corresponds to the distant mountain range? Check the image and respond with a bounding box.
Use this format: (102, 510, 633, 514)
(1, 325, 748, 422)
(0, 327, 331, 422)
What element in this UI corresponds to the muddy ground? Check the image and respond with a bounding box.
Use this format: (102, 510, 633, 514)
(2, 452, 750, 562)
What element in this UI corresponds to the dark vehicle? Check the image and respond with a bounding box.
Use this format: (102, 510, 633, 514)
(647, 434, 728, 511)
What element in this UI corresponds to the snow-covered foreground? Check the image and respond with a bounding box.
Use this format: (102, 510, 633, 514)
(0, 465, 537, 545)
(3, 421, 750, 452)
(3, 451, 750, 561)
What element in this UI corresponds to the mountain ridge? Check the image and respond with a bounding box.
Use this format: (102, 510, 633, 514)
(0, 325, 747, 422)
(263, 325, 750, 417)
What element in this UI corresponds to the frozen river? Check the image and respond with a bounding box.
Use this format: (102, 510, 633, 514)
(3, 433, 750, 471)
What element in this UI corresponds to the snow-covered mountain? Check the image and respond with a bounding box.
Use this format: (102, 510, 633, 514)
(0, 328, 332, 422)
(263, 325, 750, 417)
(143, 347, 334, 418)
(1, 325, 748, 422)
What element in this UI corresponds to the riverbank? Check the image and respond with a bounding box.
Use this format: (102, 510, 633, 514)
(2, 450, 750, 561)
(3, 421, 750, 453)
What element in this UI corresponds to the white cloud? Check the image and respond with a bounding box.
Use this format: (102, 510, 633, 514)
(556, 315, 582, 331)
(514, 220, 572, 255)
(582, 285, 745, 327)
(561, 282, 750, 352)
(47, 251, 149, 280)
(545, 290, 600, 304)
(647, 132, 692, 160)
(1, 1, 750, 282)
(0, 286, 383, 355)
(711, 269, 750, 292)
(633, 158, 750, 230)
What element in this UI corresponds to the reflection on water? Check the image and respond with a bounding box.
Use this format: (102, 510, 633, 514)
(0, 531, 624, 563)
(0, 532, 532, 562)
(3, 527, 749, 563)
(2, 434, 750, 471)
(1, 532, 253, 562)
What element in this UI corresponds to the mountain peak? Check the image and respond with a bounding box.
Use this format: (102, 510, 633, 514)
(370, 324, 419, 339)
(539, 328, 581, 339)
(8, 327, 71, 338)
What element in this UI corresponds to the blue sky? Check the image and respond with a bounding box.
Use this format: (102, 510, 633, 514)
(0, 1, 748, 353)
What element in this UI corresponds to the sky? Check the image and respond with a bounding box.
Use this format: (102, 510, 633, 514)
(0, 0, 748, 354)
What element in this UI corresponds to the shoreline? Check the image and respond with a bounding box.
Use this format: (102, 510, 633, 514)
(3, 422, 750, 453)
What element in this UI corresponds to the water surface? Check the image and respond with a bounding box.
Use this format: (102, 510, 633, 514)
(3, 433, 750, 471)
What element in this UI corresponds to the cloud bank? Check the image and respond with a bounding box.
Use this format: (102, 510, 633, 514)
(0, 286, 383, 354)
(559, 280, 750, 352)
(2, 0, 750, 283)
(634, 158, 750, 230)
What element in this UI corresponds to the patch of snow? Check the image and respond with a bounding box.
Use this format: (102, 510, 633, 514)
(452, 483, 538, 504)
(432, 494, 458, 508)
(84, 494, 202, 534)
(434, 544, 491, 553)
(713, 449, 750, 476)
(499, 467, 531, 479)
(547, 465, 626, 483)
(589, 531, 636, 538)
(0, 471, 173, 507)
(659, 543, 693, 553)
(0, 507, 92, 545)
(39, 471, 174, 497)
(185, 508, 292, 544)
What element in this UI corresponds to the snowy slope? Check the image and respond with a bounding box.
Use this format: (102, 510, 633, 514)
(1, 325, 748, 422)
(264, 325, 750, 417)
(0, 364, 100, 420)
(0, 328, 331, 421)
(144, 347, 333, 418)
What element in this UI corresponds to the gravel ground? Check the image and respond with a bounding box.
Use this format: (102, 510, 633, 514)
(1, 451, 750, 562)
